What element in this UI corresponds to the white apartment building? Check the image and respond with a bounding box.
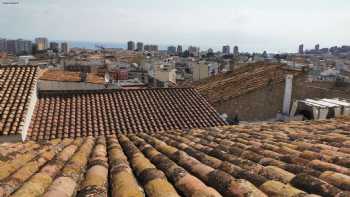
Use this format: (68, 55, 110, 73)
(35, 37, 49, 51)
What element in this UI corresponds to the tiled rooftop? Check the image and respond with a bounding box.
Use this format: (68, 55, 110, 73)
(194, 64, 302, 105)
(28, 88, 226, 140)
(0, 65, 38, 136)
(1, 117, 350, 197)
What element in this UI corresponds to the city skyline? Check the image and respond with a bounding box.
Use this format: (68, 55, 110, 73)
(1, 36, 348, 54)
(1, 0, 349, 53)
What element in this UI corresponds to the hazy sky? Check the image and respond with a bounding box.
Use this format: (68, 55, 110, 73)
(1, 0, 349, 52)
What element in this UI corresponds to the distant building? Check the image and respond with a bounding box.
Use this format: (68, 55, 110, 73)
(262, 51, 268, 58)
(299, 44, 304, 54)
(207, 48, 214, 54)
(315, 44, 320, 51)
(330, 46, 338, 54)
(110, 68, 129, 81)
(320, 48, 329, 54)
(0, 38, 6, 52)
(153, 45, 159, 51)
(144, 45, 150, 51)
(177, 45, 182, 54)
(222, 45, 230, 55)
(16, 39, 27, 55)
(35, 37, 48, 51)
(136, 42, 144, 52)
(18, 55, 34, 65)
(148, 64, 176, 87)
(127, 41, 135, 51)
(329, 45, 350, 54)
(20, 40, 32, 55)
(167, 46, 176, 55)
(49, 42, 59, 52)
(6, 39, 32, 55)
(6, 40, 17, 54)
(233, 46, 239, 57)
(208, 62, 219, 76)
(144, 44, 158, 52)
(61, 42, 69, 54)
(192, 62, 209, 81)
(188, 46, 200, 57)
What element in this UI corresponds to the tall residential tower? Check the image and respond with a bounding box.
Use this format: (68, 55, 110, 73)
(35, 37, 48, 51)
(127, 41, 135, 51)
(222, 45, 230, 55)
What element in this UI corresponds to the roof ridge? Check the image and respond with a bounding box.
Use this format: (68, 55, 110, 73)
(38, 87, 196, 97)
(0, 65, 38, 68)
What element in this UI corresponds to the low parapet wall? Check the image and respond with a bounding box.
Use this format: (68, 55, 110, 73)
(38, 80, 119, 91)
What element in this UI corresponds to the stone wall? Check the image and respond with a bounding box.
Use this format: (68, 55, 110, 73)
(213, 75, 350, 122)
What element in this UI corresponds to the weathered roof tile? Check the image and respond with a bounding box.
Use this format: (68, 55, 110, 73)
(28, 88, 226, 140)
(0, 65, 38, 137)
(0, 118, 350, 196)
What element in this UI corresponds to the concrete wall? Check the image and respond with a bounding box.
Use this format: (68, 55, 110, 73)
(169, 69, 177, 84)
(214, 75, 350, 121)
(193, 63, 209, 81)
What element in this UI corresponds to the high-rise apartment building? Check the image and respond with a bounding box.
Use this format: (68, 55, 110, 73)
(177, 45, 183, 54)
(262, 50, 268, 58)
(233, 46, 239, 57)
(188, 46, 200, 57)
(50, 42, 59, 52)
(2, 39, 31, 55)
(6, 40, 17, 54)
(35, 37, 48, 51)
(0, 38, 7, 52)
(315, 44, 320, 51)
(127, 41, 135, 51)
(7, 39, 32, 55)
(167, 46, 176, 55)
(299, 44, 304, 54)
(20, 40, 32, 55)
(16, 39, 26, 54)
(144, 45, 159, 52)
(61, 42, 69, 54)
(222, 45, 230, 55)
(136, 42, 144, 51)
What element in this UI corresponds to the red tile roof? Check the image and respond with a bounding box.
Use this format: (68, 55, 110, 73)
(1, 117, 350, 197)
(28, 88, 226, 140)
(0, 65, 38, 136)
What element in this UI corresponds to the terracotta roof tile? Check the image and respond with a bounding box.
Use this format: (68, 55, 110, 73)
(193, 63, 302, 105)
(28, 88, 226, 140)
(0, 118, 350, 196)
(0, 65, 38, 136)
